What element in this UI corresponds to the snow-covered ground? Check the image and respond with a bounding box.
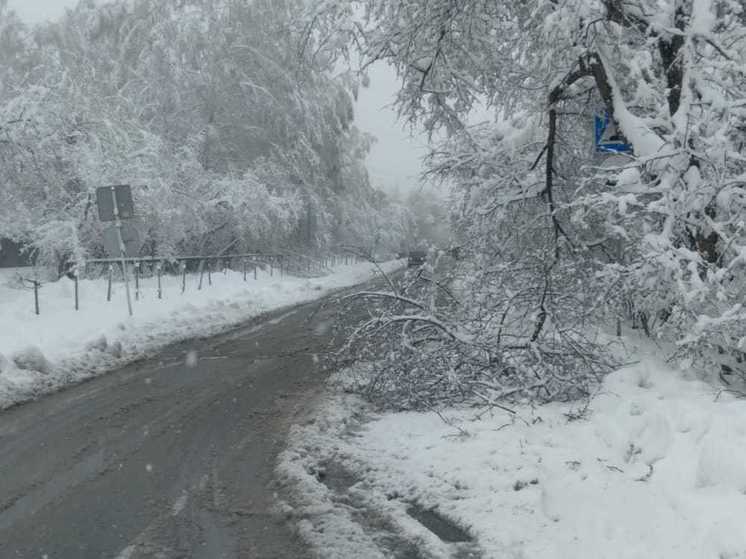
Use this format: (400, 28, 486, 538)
(0, 260, 403, 409)
(279, 347, 746, 559)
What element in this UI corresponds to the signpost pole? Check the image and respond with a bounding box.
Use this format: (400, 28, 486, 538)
(111, 186, 133, 316)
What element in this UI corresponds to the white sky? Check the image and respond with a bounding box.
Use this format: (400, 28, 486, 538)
(353, 63, 429, 196)
(7, 0, 428, 196)
(7, 0, 70, 23)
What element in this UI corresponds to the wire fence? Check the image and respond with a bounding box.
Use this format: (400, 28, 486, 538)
(12, 251, 366, 316)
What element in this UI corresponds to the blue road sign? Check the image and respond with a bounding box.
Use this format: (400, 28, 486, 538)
(595, 112, 633, 154)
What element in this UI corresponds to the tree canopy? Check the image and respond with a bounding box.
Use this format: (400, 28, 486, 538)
(313, 0, 746, 404)
(0, 0, 410, 268)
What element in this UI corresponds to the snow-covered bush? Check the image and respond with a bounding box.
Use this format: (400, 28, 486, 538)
(341, 251, 614, 410)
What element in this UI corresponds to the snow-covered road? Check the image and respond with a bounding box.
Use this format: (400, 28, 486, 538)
(0, 260, 403, 409)
(0, 270, 398, 559)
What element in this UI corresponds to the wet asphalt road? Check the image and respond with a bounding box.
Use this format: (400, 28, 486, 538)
(0, 287, 361, 559)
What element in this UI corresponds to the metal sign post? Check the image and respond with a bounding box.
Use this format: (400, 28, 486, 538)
(96, 185, 134, 316)
(112, 188, 133, 316)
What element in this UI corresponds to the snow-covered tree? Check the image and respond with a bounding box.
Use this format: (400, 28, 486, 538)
(315, 0, 746, 406)
(0, 0, 406, 270)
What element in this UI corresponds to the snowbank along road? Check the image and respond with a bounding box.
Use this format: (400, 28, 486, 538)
(0, 283, 375, 558)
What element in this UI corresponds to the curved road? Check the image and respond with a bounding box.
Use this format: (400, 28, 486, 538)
(0, 290, 356, 558)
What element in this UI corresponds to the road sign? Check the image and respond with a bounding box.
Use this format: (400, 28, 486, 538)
(96, 185, 135, 222)
(96, 184, 136, 316)
(594, 112, 633, 154)
(103, 223, 141, 258)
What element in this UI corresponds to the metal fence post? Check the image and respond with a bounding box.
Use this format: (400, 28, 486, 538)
(34, 280, 40, 315)
(181, 261, 187, 293)
(208, 260, 212, 286)
(157, 262, 162, 299)
(74, 267, 79, 311)
(243, 258, 247, 281)
(134, 262, 140, 301)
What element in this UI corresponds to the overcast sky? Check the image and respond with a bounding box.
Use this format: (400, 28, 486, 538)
(7, 0, 70, 23)
(7, 0, 428, 196)
(352, 64, 429, 196)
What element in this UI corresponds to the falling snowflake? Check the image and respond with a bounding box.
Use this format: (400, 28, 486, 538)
(185, 350, 198, 367)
